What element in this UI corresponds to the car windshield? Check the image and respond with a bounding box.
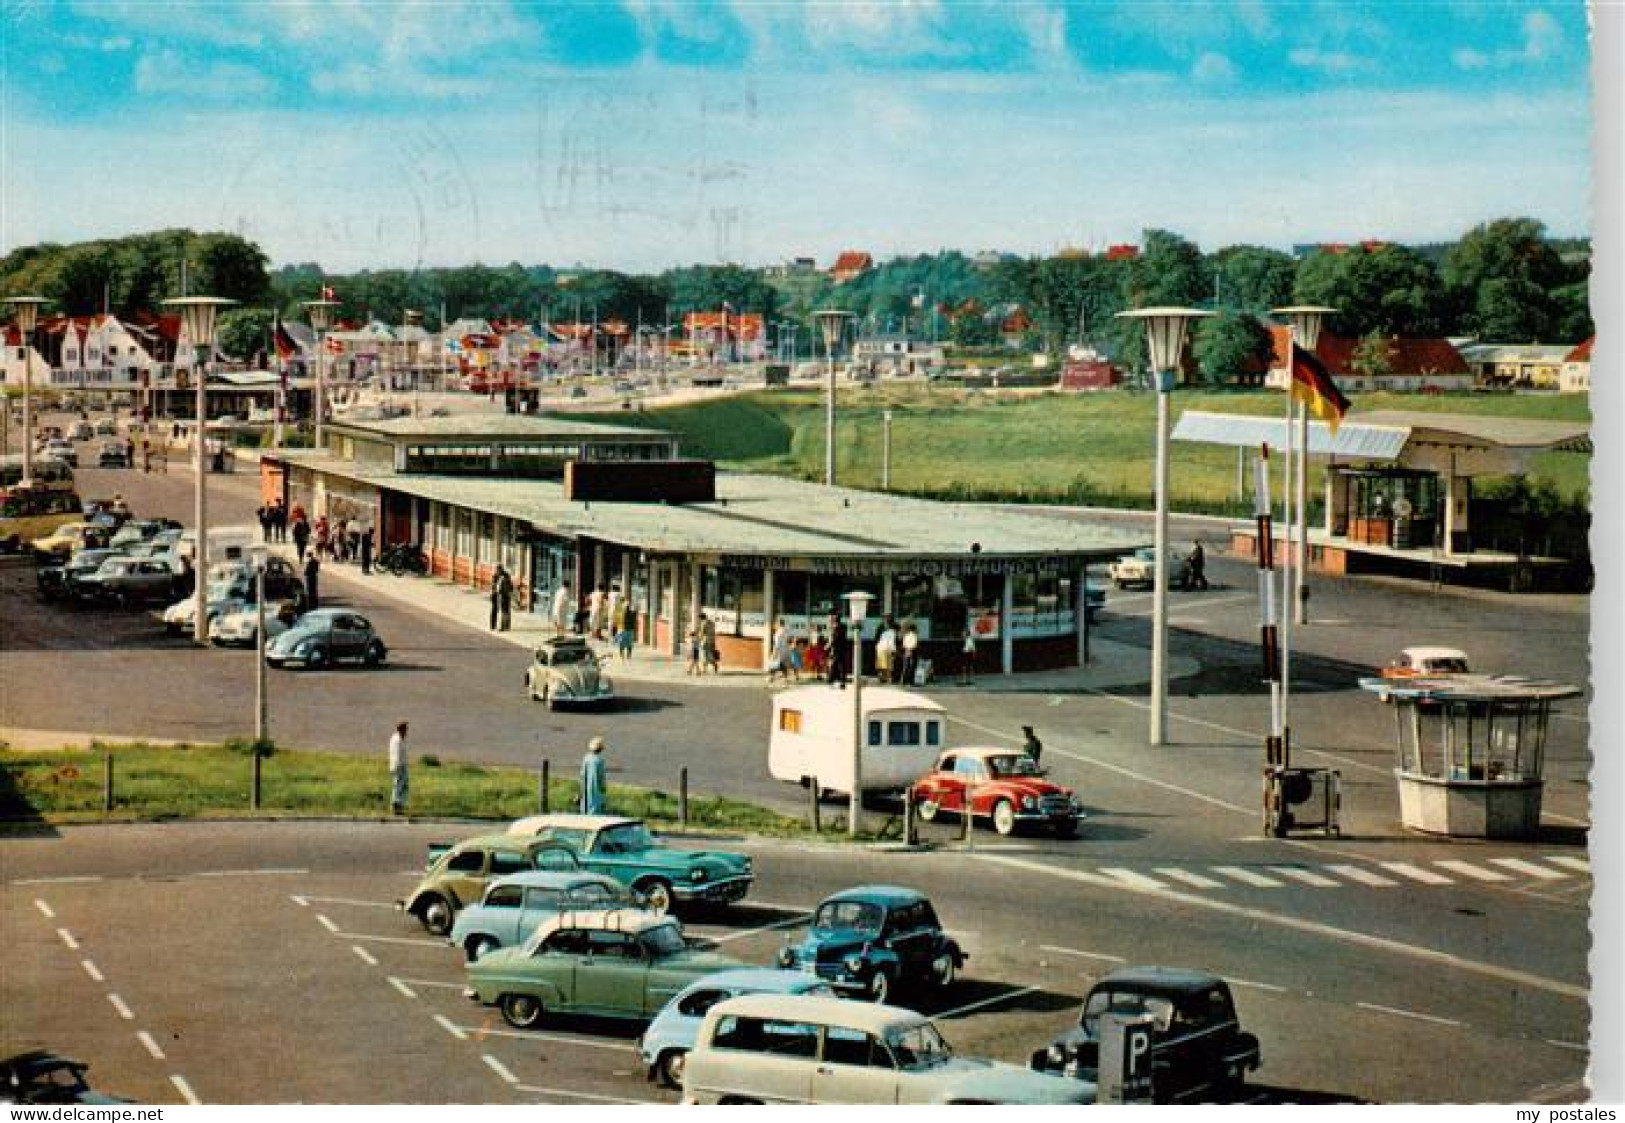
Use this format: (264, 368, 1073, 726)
(1081, 990, 1176, 1036)
(1424, 658, 1470, 673)
(987, 754, 1041, 777)
(641, 922, 687, 957)
(594, 823, 656, 854)
(812, 900, 883, 934)
(550, 645, 595, 666)
(887, 1023, 952, 1070)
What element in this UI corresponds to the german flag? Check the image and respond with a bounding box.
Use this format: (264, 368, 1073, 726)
(1290, 348, 1351, 433)
(273, 317, 299, 362)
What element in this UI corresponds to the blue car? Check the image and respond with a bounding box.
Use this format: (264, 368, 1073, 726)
(447, 869, 633, 961)
(636, 968, 836, 1089)
(776, 885, 965, 1005)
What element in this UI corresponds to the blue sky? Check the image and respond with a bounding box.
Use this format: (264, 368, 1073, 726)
(0, 0, 1595, 272)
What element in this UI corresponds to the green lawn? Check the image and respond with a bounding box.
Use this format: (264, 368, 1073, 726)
(584, 387, 1591, 513)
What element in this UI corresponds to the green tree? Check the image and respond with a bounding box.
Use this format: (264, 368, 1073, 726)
(1293, 244, 1444, 338)
(1209, 245, 1295, 312)
(1443, 217, 1567, 339)
(1349, 331, 1396, 379)
(216, 307, 274, 363)
(1194, 312, 1274, 386)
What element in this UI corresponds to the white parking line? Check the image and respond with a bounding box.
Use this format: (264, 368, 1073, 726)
(1210, 866, 1283, 888)
(1379, 862, 1454, 885)
(1435, 860, 1513, 883)
(703, 913, 811, 944)
(433, 1014, 468, 1040)
(108, 993, 134, 1020)
(1039, 944, 1125, 964)
(1546, 856, 1591, 874)
(315, 914, 340, 933)
(1155, 868, 1223, 889)
(1356, 1001, 1462, 1027)
(301, 895, 401, 910)
(1325, 864, 1399, 888)
(81, 959, 104, 983)
(290, 895, 308, 907)
(935, 985, 1041, 1020)
(170, 1075, 201, 1105)
(516, 1084, 661, 1105)
(1545, 1039, 1588, 1052)
(1226, 977, 1287, 994)
(137, 1031, 166, 1060)
(338, 931, 446, 948)
(352, 945, 379, 967)
(192, 868, 309, 878)
(57, 928, 79, 949)
(1098, 868, 1171, 891)
(1488, 857, 1568, 881)
(11, 876, 103, 886)
(464, 1025, 637, 1052)
(34, 899, 55, 919)
(482, 1054, 521, 1085)
(1268, 866, 1340, 888)
(392, 976, 465, 990)
(389, 977, 418, 999)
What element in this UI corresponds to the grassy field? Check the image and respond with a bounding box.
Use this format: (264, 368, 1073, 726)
(0, 741, 818, 836)
(592, 386, 1591, 513)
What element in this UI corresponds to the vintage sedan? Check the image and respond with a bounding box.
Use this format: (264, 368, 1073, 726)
(57, 548, 132, 600)
(638, 968, 836, 1089)
(508, 814, 753, 915)
(683, 994, 1095, 1105)
(211, 601, 299, 646)
(1031, 966, 1260, 1103)
(401, 834, 583, 936)
(776, 886, 964, 1004)
(0, 1051, 129, 1105)
(30, 521, 111, 561)
(464, 909, 745, 1029)
(447, 869, 634, 961)
(77, 556, 180, 606)
(1107, 546, 1192, 590)
(910, 748, 1084, 837)
(525, 636, 615, 709)
(265, 608, 386, 669)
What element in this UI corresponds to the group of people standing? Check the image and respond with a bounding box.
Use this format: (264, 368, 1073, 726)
(544, 582, 638, 660)
(765, 614, 926, 688)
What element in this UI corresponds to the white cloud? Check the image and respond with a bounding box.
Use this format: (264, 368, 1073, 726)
(1521, 9, 1562, 59)
(1192, 52, 1236, 83)
(1452, 47, 1489, 70)
(1015, 3, 1072, 71)
(1288, 47, 1364, 75)
(133, 49, 274, 99)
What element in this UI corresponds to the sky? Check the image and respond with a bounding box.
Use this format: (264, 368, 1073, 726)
(0, 0, 1598, 273)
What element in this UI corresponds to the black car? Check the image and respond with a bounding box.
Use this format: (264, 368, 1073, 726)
(1031, 966, 1261, 1103)
(52, 549, 129, 601)
(1, 1051, 128, 1105)
(96, 442, 131, 468)
(776, 885, 964, 1004)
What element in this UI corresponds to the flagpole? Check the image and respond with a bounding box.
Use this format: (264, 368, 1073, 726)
(1279, 332, 1295, 751)
(1294, 400, 1310, 625)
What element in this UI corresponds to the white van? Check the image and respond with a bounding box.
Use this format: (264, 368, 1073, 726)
(768, 685, 946, 797)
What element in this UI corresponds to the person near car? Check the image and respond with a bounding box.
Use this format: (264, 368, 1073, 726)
(490, 564, 514, 631)
(359, 526, 374, 575)
(292, 515, 311, 562)
(616, 604, 637, 662)
(899, 621, 921, 687)
(550, 582, 572, 634)
(875, 617, 898, 685)
(173, 554, 195, 601)
(579, 737, 608, 814)
(1022, 725, 1043, 765)
(1189, 540, 1209, 590)
(303, 553, 321, 612)
(388, 721, 410, 816)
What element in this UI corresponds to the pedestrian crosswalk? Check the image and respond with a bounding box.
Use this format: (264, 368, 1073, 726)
(1087, 854, 1587, 894)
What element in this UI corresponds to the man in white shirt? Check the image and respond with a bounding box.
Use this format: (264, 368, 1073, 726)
(388, 721, 410, 815)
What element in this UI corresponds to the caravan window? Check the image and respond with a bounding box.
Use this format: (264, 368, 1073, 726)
(779, 709, 803, 733)
(926, 721, 940, 746)
(868, 720, 882, 746)
(887, 722, 921, 746)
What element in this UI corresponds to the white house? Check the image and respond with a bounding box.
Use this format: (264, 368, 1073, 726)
(1559, 337, 1593, 394)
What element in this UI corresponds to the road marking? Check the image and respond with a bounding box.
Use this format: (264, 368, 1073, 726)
(392, 976, 465, 990)
(1356, 1001, 1463, 1027)
(1225, 977, 1287, 994)
(352, 945, 379, 967)
(1098, 868, 1171, 891)
(973, 854, 1588, 1000)
(1268, 866, 1340, 888)
(1379, 862, 1454, 885)
(434, 1014, 468, 1040)
(1325, 864, 1399, 888)
(290, 895, 308, 907)
(192, 868, 309, 878)
(81, 959, 104, 982)
(1545, 1039, 1588, 1052)
(315, 913, 340, 933)
(1039, 944, 1125, 964)
(338, 931, 446, 948)
(703, 913, 811, 944)
(465, 1024, 638, 1051)
(482, 1054, 521, 1085)
(389, 977, 418, 999)
(935, 985, 1041, 1020)
(1435, 860, 1513, 883)
(1210, 866, 1282, 888)
(34, 898, 55, 919)
(11, 876, 104, 886)
(1154, 867, 1224, 889)
(1546, 856, 1591, 873)
(1488, 857, 1568, 881)
(137, 1031, 166, 1060)
(57, 927, 79, 949)
(516, 1084, 661, 1105)
(170, 1075, 200, 1105)
(108, 993, 134, 1020)
(299, 895, 401, 910)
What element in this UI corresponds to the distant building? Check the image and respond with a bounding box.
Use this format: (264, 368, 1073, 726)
(998, 307, 1034, 349)
(1264, 328, 1472, 393)
(683, 310, 766, 363)
(851, 333, 944, 378)
(1103, 244, 1140, 261)
(1058, 350, 1121, 391)
(1560, 337, 1593, 394)
(1457, 343, 1572, 390)
(830, 251, 874, 284)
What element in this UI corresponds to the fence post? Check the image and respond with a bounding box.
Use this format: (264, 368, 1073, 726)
(903, 786, 915, 846)
(251, 751, 262, 812)
(540, 759, 550, 814)
(679, 767, 689, 828)
(809, 777, 821, 834)
(102, 749, 113, 813)
(962, 784, 974, 846)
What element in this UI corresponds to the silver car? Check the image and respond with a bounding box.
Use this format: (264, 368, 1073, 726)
(525, 636, 614, 709)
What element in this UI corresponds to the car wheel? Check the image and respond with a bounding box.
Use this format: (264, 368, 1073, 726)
(931, 953, 957, 989)
(465, 935, 498, 962)
(419, 894, 453, 936)
(363, 641, 385, 666)
(992, 799, 1017, 836)
(866, 969, 893, 1004)
(636, 878, 674, 916)
(305, 646, 328, 670)
(916, 797, 939, 822)
(500, 993, 546, 1030)
(657, 1049, 688, 1089)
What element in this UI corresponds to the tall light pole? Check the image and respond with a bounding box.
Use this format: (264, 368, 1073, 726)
(1115, 307, 1212, 746)
(813, 310, 852, 486)
(1270, 306, 1335, 631)
(842, 590, 873, 838)
(304, 298, 339, 450)
(164, 295, 236, 645)
(882, 409, 894, 491)
(5, 296, 49, 488)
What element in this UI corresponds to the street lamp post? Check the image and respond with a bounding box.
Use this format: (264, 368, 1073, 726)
(1270, 306, 1335, 632)
(882, 409, 893, 491)
(304, 299, 340, 450)
(843, 590, 873, 838)
(163, 296, 236, 645)
(813, 310, 852, 486)
(1115, 307, 1212, 746)
(5, 296, 49, 488)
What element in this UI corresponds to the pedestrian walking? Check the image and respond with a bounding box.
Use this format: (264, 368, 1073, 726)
(141, 438, 151, 474)
(875, 617, 898, 685)
(787, 637, 804, 682)
(303, 553, 321, 611)
(1189, 540, 1209, 590)
(272, 500, 288, 542)
(1022, 725, 1044, 765)
(588, 585, 608, 639)
(257, 504, 273, 542)
(898, 622, 920, 687)
(292, 516, 311, 562)
(699, 613, 719, 674)
(360, 526, 374, 575)
(314, 516, 330, 561)
(551, 583, 572, 634)
(805, 630, 827, 679)
(388, 721, 410, 815)
(826, 615, 848, 686)
(490, 564, 514, 631)
(959, 626, 977, 686)
(616, 605, 637, 662)
(684, 625, 702, 676)
(579, 736, 608, 814)
(767, 620, 790, 683)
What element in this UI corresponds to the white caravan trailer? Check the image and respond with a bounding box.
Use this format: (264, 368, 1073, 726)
(768, 685, 946, 796)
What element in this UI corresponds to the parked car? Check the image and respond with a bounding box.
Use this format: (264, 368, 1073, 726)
(163, 557, 303, 633)
(1380, 646, 1471, 678)
(1107, 547, 1192, 590)
(78, 556, 184, 606)
(211, 601, 300, 646)
(525, 636, 614, 709)
(638, 969, 837, 1089)
(401, 834, 583, 936)
(448, 869, 634, 961)
(96, 442, 131, 468)
(265, 607, 386, 669)
(909, 748, 1084, 837)
(776, 886, 964, 1004)
(57, 548, 131, 600)
(507, 813, 754, 915)
(30, 521, 111, 560)
(464, 909, 745, 1029)
(1030, 966, 1260, 1103)
(683, 993, 1095, 1105)
(0, 1051, 129, 1105)
(107, 519, 176, 551)
(66, 420, 94, 441)
(41, 439, 77, 467)
(93, 417, 119, 436)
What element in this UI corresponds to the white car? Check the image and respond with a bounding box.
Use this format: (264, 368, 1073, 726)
(211, 604, 298, 646)
(1107, 547, 1192, 590)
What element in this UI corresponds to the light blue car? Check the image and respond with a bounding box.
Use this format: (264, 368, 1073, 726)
(447, 869, 632, 961)
(635, 967, 836, 1089)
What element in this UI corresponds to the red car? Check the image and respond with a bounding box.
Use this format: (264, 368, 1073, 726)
(911, 748, 1084, 837)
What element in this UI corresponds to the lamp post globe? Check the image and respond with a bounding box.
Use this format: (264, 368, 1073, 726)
(842, 589, 874, 838)
(5, 296, 49, 488)
(1114, 307, 1212, 746)
(813, 310, 853, 486)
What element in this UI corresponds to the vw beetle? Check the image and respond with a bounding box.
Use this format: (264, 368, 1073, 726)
(525, 636, 614, 709)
